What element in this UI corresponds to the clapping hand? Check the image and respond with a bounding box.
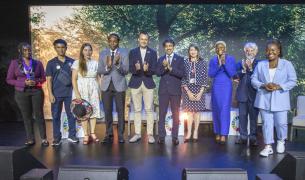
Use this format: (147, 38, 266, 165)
(114, 54, 120, 65)
(135, 61, 141, 71)
(106, 56, 112, 68)
(218, 54, 225, 65)
(143, 62, 149, 72)
(163, 59, 169, 66)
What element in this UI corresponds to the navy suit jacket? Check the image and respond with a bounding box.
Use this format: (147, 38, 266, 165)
(128, 47, 157, 89)
(235, 59, 259, 102)
(156, 53, 185, 96)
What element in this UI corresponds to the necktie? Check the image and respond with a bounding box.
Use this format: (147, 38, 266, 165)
(167, 55, 171, 65)
(111, 51, 115, 62)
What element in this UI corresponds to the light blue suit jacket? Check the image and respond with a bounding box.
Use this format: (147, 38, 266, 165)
(97, 47, 129, 92)
(251, 59, 297, 111)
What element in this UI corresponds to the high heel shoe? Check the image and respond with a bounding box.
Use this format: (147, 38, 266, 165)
(219, 136, 226, 145)
(184, 138, 191, 143)
(83, 135, 90, 145)
(25, 140, 35, 146)
(41, 139, 49, 147)
(90, 133, 100, 143)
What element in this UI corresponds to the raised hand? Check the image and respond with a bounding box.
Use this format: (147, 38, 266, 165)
(162, 59, 169, 67)
(135, 61, 141, 71)
(114, 54, 120, 65)
(143, 62, 149, 72)
(106, 55, 112, 68)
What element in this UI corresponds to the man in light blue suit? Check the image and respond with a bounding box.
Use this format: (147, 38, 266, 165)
(251, 40, 297, 157)
(97, 33, 129, 144)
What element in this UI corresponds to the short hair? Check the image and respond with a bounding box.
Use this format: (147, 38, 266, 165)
(266, 39, 283, 57)
(162, 38, 175, 47)
(107, 33, 120, 41)
(215, 41, 226, 48)
(138, 31, 150, 39)
(244, 42, 258, 52)
(53, 39, 67, 47)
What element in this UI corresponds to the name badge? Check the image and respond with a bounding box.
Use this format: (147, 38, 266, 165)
(190, 78, 195, 84)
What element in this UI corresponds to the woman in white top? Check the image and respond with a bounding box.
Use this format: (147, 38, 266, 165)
(72, 43, 101, 145)
(251, 39, 297, 157)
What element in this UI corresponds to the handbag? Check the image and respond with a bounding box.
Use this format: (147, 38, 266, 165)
(54, 64, 72, 86)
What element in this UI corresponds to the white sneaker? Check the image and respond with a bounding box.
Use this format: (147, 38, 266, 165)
(276, 140, 285, 153)
(129, 134, 141, 143)
(260, 145, 274, 157)
(148, 135, 155, 144)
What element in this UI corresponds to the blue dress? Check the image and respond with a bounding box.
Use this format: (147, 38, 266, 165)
(208, 55, 236, 135)
(181, 58, 209, 112)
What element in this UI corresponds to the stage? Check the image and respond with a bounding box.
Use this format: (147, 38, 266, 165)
(1, 121, 305, 180)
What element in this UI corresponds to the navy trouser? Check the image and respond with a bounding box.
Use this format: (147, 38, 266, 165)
(238, 101, 259, 140)
(51, 96, 76, 140)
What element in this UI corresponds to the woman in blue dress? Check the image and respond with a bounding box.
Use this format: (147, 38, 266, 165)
(208, 41, 236, 144)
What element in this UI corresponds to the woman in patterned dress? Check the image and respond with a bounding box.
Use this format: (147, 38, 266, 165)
(72, 43, 101, 145)
(182, 44, 209, 143)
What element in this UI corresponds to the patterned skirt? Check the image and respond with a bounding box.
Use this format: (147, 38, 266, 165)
(182, 84, 206, 112)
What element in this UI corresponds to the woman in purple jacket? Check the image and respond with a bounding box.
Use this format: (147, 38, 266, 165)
(6, 42, 49, 146)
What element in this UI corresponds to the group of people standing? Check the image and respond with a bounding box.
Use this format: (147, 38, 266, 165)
(6, 31, 297, 157)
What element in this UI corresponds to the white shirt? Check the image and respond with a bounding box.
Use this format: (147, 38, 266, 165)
(105, 48, 118, 71)
(140, 47, 147, 63)
(269, 68, 277, 82)
(110, 48, 118, 56)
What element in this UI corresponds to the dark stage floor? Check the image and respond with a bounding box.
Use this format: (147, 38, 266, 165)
(1, 121, 305, 180)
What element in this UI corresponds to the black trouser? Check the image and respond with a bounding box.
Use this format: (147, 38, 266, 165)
(238, 100, 259, 141)
(102, 81, 125, 139)
(15, 89, 46, 141)
(158, 93, 181, 139)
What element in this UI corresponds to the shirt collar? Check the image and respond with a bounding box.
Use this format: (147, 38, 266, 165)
(140, 47, 147, 51)
(110, 48, 118, 54)
(166, 53, 174, 58)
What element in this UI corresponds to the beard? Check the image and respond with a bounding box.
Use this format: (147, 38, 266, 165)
(246, 54, 255, 61)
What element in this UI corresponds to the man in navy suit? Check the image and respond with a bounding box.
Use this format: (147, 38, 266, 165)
(128, 31, 158, 144)
(156, 38, 185, 145)
(234, 42, 259, 146)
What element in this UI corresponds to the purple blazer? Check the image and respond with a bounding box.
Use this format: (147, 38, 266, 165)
(6, 59, 46, 92)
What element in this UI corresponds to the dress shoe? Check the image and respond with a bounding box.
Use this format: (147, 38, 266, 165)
(157, 138, 165, 144)
(172, 138, 179, 146)
(235, 138, 247, 144)
(192, 138, 198, 143)
(101, 136, 113, 144)
(250, 140, 258, 147)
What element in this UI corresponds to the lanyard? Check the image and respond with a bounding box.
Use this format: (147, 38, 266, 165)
(22, 59, 33, 79)
(189, 60, 197, 84)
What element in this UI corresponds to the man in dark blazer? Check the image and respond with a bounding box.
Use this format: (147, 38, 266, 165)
(128, 32, 158, 144)
(234, 42, 259, 146)
(156, 38, 185, 145)
(97, 33, 129, 144)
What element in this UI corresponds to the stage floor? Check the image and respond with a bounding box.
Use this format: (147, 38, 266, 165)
(0, 121, 305, 180)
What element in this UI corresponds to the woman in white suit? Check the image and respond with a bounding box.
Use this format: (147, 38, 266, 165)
(251, 39, 297, 157)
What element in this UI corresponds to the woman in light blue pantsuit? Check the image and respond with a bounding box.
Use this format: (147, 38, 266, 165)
(251, 40, 297, 157)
